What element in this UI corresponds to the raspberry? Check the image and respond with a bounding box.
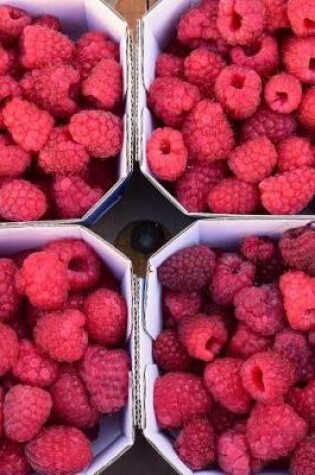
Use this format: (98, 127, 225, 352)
(265, 73, 302, 114)
(69, 110, 122, 158)
(215, 65, 262, 120)
(154, 372, 211, 429)
(291, 435, 315, 475)
(0, 440, 30, 475)
(184, 48, 225, 96)
(20, 25, 74, 70)
(259, 167, 315, 214)
(283, 36, 315, 84)
(83, 288, 127, 347)
(229, 324, 271, 359)
(12, 339, 58, 388)
(0, 75, 20, 103)
(44, 239, 101, 292)
(241, 106, 297, 143)
(240, 235, 276, 263)
(217, 0, 265, 46)
(0, 142, 31, 177)
(79, 345, 129, 414)
(287, 0, 315, 37)
(20, 65, 80, 118)
(0, 323, 18, 376)
(0, 6, 31, 42)
(298, 88, 315, 131)
(0, 179, 47, 222)
(289, 381, 315, 429)
(153, 329, 192, 372)
(33, 15, 61, 31)
(277, 136, 315, 171)
(175, 418, 215, 470)
(0, 258, 20, 321)
(147, 127, 188, 182)
(212, 253, 256, 306)
(158, 245, 216, 291)
(177, 6, 219, 46)
(280, 271, 315, 331)
(156, 53, 184, 78)
(209, 402, 242, 435)
(246, 403, 307, 461)
(230, 35, 279, 77)
(0, 44, 14, 75)
(16, 251, 69, 310)
(263, 0, 289, 31)
(148, 77, 201, 128)
(208, 178, 260, 214)
(182, 100, 234, 162)
(204, 357, 252, 414)
(163, 289, 203, 324)
(34, 309, 88, 362)
(25, 426, 92, 475)
(280, 225, 315, 275)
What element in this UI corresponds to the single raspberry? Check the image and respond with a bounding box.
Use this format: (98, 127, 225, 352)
(158, 245, 216, 291)
(184, 48, 225, 96)
(0, 323, 18, 376)
(283, 36, 315, 84)
(32, 15, 61, 31)
(287, 0, 315, 37)
(204, 357, 252, 414)
(34, 309, 88, 363)
(291, 435, 315, 475)
(69, 110, 122, 158)
(289, 381, 315, 429)
(263, 0, 289, 30)
(240, 235, 276, 263)
(230, 35, 279, 77)
(164, 289, 203, 324)
(259, 167, 315, 214)
(217, 0, 265, 46)
(53, 175, 103, 219)
(0, 258, 20, 321)
(280, 271, 315, 331)
(280, 225, 315, 275)
(0, 179, 47, 222)
(154, 372, 211, 429)
(12, 339, 58, 388)
(25, 426, 92, 475)
(156, 53, 184, 78)
(147, 127, 188, 182)
(0, 6, 31, 42)
(79, 345, 129, 414)
(148, 77, 201, 128)
(265, 73, 302, 114)
(229, 324, 271, 359)
(209, 402, 242, 435)
(177, 6, 219, 46)
(16, 251, 69, 310)
(153, 329, 192, 372)
(298, 88, 315, 131)
(0, 440, 30, 475)
(175, 417, 215, 470)
(208, 178, 260, 214)
(182, 100, 234, 162)
(0, 142, 31, 177)
(277, 136, 315, 171)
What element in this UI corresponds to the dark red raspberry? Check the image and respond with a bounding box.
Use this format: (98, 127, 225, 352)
(298, 88, 315, 131)
(263, 0, 289, 31)
(0, 179, 47, 222)
(230, 35, 279, 76)
(0, 323, 18, 376)
(229, 323, 271, 359)
(280, 225, 315, 276)
(0, 142, 31, 178)
(156, 53, 184, 78)
(0, 258, 20, 322)
(158, 245, 216, 291)
(278, 136, 315, 171)
(153, 329, 192, 372)
(184, 48, 225, 96)
(163, 289, 203, 324)
(209, 402, 242, 435)
(289, 381, 315, 429)
(283, 36, 315, 84)
(240, 235, 276, 263)
(291, 435, 315, 475)
(0, 44, 15, 75)
(32, 15, 61, 31)
(208, 178, 260, 214)
(0, 6, 31, 43)
(0, 440, 30, 475)
(177, 5, 219, 46)
(265, 73, 302, 114)
(287, 0, 315, 37)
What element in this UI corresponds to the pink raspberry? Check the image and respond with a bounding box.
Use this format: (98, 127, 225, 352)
(153, 329, 192, 372)
(265, 73, 302, 113)
(0, 6, 31, 42)
(215, 65, 262, 119)
(147, 127, 188, 182)
(289, 381, 315, 429)
(291, 435, 315, 475)
(277, 136, 315, 171)
(208, 178, 260, 214)
(230, 35, 279, 77)
(229, 323, 271, 359)
(32, 15, 61, 31)
(177, 5, 219, 46)
(163, 289, 203, 324)
(287, 0, 315, 37)
(0, 440, 30, 475)
(184, 48, 225, 96)
(217, 0, 265, 46)
(259, 167, 315, 214)
(0, 323, 18, 376)
(0, 142, 31, 177)
(279, 224, 315, 275)
(283, 36, 315, 84)
(156, 53, 184, 78)
(148, 77, 201, 128)
(298, 88, 315, 131)
(204, 357, 252, 414)
(263, 0, 289, 31)
(0, 179, 47, 222)
(0, 258, 20, 322)
(182, 100, 234, 162)
(240, 235, 276, 263)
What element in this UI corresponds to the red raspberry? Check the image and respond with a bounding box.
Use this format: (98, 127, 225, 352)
(246, 402, 307, 461)
(287, 0, 315, 37)
(156, 53, 184, 78)
(182, 100, 234, 162)
(291, 435, 315, 475)
(175, 417, 215, 470)
(280, 225, 315, 275)
(177, 5, 219, 46)
(259, 167, 315, 214)
(34, 309, 88, 363)
(289, 381, 315, 429)
(240, 235, 276, 263)
(12, 339, 58, 388)
(25, 426, 92, 475)
(217, 0, 265, 46)
(20, 25, 74, 70)
(80, 345, 129, 414)
(0, 440, 30, 475)
(230, 35, 279, 77)
(33, 15, 61, 31)
(283, 36, 315, 84)
(0, 6, 31, 42)
(265, 73, 302, 114)
(298, 88, 315, 131)
(263, 0, 289, 31)
(154, 372, 211, 429)
(229, 324, 271, 359)
(158, 245, 216, 291)
(153, 329, 192, 372)
(69, 110, 122, 158)
(204, 357, 252, 414)
(20, 65, 80, 118)
(0, 179, 47, 222)
(208, 178, 260, 214)
(184, 48, 225, 96)
(280, 271, 315, 331)
(0, 258, 20, 321)
(148, 77, 201, 128)
(278, 136, 315, 171)
(0, 323, 18, 376)
(209, 402, 242, 435)
(0, 142, 31, 178)
(215, 65, 262, 120)
(164, 289, 203, 324)
(147, 127, 188, 182)
(16, 251, 69, 310)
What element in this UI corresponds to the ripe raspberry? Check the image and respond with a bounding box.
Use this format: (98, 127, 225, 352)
(241, 105, 297, 143)
(177, 6, 219, 46)
(289, 381, 315, 429)
(148, 77, 201, 128)
(209, 402, 242, 435)
(79, 345, 129, 414)
(277, 136, 315, 171)
(229, 324, 271, 359)
(263, 0, 289, 31)
(208, 178, 260, 214)
(16, 251, 69, 310)
(0, 142, 31, 177)
(163, 289, 203, 324)
(291, 435, 315, 475)
(184, 48, 225, 96)
(154, 372, 211, 429)
(217, 0, 265, 46)
(34, 309, 88, 363)
(246, 403, 307, 461)
(158, 245, 216, 291)
(259, 167, 315, 214)
(175, 418, 215, 470)
(230, 35, 279, 77)
(0, 258, 20, 321)
(147, 127, 188, 182)
(182, 100, 234, 162)
(33, 15, 61, 31)
(25, 426, 92, 475)
(153, 329, 191, 372)
(69, 110, 122, 158)
(240, 235, 276, 263)
(156, 53, 184, 78)
(212, 253, 256, 306)
(204, 357, 252, 414)
(0, 323, 18, 376)
(13, 339, 58, 388)
(283, 36, 315, 84)
(0, 6, 31, 42)
(265, 73, 302, 114)
(280, 225, 315, 275)
(287, 0, 315, 37)
(0, 179, 47, 222)
(20, 65, 80, 118)
(298, 88, 315, 131)
(0, 440, 30, 475)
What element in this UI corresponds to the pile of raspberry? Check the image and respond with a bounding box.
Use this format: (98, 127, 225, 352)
(0, 238, 129, 475)
(154, 224, 315, 474)
(147, 0, 315, 215)
(0, 5, 123, 222)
